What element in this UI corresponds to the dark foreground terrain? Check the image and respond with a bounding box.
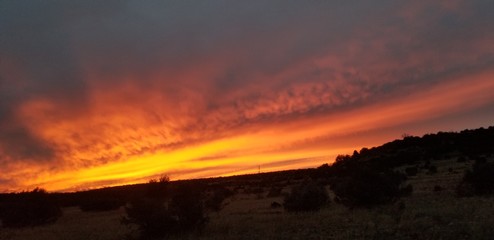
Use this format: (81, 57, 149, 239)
(1, 126, 493, 240)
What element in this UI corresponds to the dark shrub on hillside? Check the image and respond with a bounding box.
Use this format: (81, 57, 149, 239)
(168, 183, 207, 231)
(284, 180, 329, 212)
(266, 186, 283, 197)
(146, 175, 169, 200)
(123, 198, 177, 239)
(457, 160, 494, 197)
(0, 188, 62, 228)
(205, 186, 234, 212)
(123, 182, 207, 239)
(79, 198, 123, 212)
(330, 167, 407, 208)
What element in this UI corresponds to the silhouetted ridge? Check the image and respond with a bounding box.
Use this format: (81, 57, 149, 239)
(333, 126, 494, 169)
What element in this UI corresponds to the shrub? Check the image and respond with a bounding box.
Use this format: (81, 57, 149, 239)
(283, 180, 329, 212)
(123, 198, 177, 239)
(205, 186, 234, 212)
(266, 186, 282, 197)
(168, 183, 207, 231)
(456, 160, 494, 197)
(330, 167, 407, 208)
(123, 182, 207, 239)
(146, 175, 169, 200)
(0, 188, 62, 228)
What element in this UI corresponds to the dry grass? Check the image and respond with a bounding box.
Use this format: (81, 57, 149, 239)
(173, 193, 494, 240)
(0, 207, 132, 240)
(2, 158, 493, 240)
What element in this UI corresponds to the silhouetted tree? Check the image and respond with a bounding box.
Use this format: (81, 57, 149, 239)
(205, 186, 234, 212)
(284, 180, 329, 212)
(0, 188, 62, 228)
(457, 159, 494, 197)
(123, 181, 207, 239)
(123, 198, 177, 239)
(146, 175, 169, 200)
(330, 165, 407, 208)
(168, 182, 207, 231)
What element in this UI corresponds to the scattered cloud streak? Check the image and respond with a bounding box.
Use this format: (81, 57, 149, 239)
(0, 0, 493, 191)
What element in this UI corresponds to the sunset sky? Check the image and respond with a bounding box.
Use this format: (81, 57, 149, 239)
(1, 1, 493, 192)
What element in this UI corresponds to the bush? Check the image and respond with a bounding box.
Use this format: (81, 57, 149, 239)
(205, 186, 234, 212)
(283, 180, 329, 212)
(123, 198, 177, 239)
(457, 160, 494, 197)
(0, 188, 62, 228)
(169, 183, 207, 230)
(123, 182, 207, 239)
(330, 167, 407, 208)
(146, 175, 169, 200)
(266, 186, 282, 197)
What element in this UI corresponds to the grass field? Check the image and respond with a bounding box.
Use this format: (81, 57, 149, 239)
(1, 158, 493, 240)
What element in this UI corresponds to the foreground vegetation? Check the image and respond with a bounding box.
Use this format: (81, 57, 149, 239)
(1, 126, 493, 239)
(1, 186, 493, 239)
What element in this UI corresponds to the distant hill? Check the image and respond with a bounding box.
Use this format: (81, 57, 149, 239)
(328, 126, 494, 170)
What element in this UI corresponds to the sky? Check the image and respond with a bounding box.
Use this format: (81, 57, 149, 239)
(1, 0, 493, 192)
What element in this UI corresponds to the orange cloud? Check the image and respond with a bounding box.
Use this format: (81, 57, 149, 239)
(3, 66, 492, 192)
(1, 1, 493, 192)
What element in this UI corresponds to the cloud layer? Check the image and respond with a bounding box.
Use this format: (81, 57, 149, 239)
(1, 0, 493, 191)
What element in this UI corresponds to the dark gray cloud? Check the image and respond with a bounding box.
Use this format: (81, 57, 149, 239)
(0, 2, 85, 163)
(0, 79, 55, 163)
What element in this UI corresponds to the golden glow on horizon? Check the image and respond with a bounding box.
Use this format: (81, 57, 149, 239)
(2, 69, 492, 192)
